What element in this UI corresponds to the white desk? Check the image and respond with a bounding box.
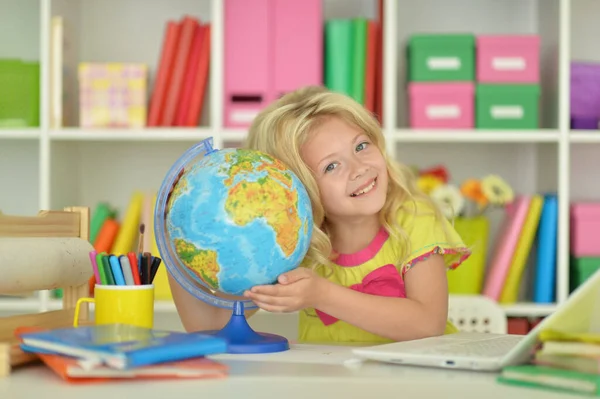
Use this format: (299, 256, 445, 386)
(0, 345, 583, 399)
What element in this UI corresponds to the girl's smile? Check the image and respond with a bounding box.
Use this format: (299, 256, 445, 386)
(350, 177, 378, 197)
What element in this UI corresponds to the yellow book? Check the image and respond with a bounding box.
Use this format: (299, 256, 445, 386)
(151, 192, 173, 301)
(539, 329, 600, 344)
(499, 194, 543, 303)
(111, 191, 144, 255)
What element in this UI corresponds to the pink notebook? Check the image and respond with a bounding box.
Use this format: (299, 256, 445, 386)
(482, 195, 531, 300)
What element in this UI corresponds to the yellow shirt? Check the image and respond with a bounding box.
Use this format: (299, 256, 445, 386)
(298, 200, 471, 344)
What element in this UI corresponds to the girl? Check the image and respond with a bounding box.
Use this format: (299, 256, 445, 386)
(169, 86, 471, 344)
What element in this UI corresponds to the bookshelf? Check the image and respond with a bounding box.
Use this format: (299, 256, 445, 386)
(0, 0, 595, 321)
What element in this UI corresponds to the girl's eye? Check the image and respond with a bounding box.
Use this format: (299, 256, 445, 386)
(324, 163, 337, 173)
(356, 142, 369, 152)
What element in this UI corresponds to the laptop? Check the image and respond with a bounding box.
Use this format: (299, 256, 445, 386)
(352, 268, 600, 371)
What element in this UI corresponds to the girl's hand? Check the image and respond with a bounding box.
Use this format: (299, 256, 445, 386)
(243, 268, 326, 313)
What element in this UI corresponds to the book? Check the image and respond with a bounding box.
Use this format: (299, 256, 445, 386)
(539, 341, 600, 358)
(24, 349, 228, 383)
(498, 365, 600, 396)
(539, 329, 600, 344)
(534, 352, 600, 375)
(19, 323, 228, 370)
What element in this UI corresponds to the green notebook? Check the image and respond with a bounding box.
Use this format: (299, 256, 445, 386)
(324, 19, 353, 98)
(498, 365, 600, 396)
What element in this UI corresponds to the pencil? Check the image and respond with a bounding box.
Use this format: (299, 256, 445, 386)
(150, 256, 162, 283)
(89, 250, 101, 284)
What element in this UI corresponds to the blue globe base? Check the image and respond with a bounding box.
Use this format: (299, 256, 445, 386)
(203, 301, 290, 354)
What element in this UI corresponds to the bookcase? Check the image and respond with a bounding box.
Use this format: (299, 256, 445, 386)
(0, 0, 597, 321)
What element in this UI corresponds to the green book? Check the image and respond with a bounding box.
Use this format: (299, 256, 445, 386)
(324, 19, 353, 98)
(351, 18, 368, 105)
(498, 365, 600, 396)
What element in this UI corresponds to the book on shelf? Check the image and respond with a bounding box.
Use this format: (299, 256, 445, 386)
(148, 15, 211, 128)
(324, 17, 381, 120)
(479, 193, 558, 305)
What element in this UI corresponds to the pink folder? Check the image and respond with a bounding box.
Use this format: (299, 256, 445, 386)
(272, 0, 323, 98)
(482, 195, 531, 300)
(224, 0, 322, 128)
(224, 0, 270, 128)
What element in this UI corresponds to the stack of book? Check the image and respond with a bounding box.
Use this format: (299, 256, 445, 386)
(17, 324, 229, 383)
(498, 329, 600, 396)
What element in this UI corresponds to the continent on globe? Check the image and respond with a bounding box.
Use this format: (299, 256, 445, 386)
(174, 238, 220, 291)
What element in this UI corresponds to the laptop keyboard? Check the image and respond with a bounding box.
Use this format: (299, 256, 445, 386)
(419, 335, 524, 358)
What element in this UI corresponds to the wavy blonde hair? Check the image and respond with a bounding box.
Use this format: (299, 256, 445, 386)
(245, 86, 443, 271)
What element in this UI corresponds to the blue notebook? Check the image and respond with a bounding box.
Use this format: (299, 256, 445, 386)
(20, 324, 228, 369)
(533, 193, 558, 303)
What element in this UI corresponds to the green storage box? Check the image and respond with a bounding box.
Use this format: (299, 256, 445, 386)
(408, 34, 475, 81)
(0, 59, 40, 127)
(570, 256, 600, 292)
(476, 84, 540, 129)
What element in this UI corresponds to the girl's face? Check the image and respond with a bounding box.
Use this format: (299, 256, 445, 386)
(300, 117, 388, 224)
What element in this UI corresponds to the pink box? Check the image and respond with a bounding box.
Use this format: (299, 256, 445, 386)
(408, 82, 474, 129)
(477, 35, 540, 83)
(570, 203, 600, 256)
(224, 0, 322, 128)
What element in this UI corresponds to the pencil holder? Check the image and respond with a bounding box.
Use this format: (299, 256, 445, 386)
(73, 284, 155, 329)
(448, 216, 490, 294)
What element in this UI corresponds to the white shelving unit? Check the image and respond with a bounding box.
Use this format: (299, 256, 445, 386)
(1, 0, 597, 321)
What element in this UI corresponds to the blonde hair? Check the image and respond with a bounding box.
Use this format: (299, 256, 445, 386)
(245, 86, 444, 271)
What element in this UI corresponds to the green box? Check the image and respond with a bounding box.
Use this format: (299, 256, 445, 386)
(570, 256, 600, 292)
(476, 84, 540, 129)
(0, 59, 40, 127)
(408, 34, 475, 81)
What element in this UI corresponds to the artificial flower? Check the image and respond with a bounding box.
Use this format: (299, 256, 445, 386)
(430, 184, 465, 219)
(419, 165, 449, 183)
(481, 175, 514, 206)
(417, 174, 444, 195)
(460, 179, 488, 208)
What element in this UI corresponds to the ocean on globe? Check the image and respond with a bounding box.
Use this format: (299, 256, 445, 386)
(165, 147, 313, 296)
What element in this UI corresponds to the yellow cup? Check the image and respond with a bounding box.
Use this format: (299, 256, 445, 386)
(74, 284, 155, 329)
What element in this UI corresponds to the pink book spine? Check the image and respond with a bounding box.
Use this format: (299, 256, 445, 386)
(482, 196, 531, 300)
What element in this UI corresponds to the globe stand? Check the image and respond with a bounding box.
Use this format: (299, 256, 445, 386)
(202, 301, 290, 354)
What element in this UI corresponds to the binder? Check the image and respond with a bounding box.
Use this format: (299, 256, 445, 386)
(224, 0, 322, 128)
(272, 0, 322, 98)
(224, 0, 270, 128)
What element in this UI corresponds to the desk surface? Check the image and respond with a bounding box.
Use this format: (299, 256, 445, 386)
(1, 345, 583, 399)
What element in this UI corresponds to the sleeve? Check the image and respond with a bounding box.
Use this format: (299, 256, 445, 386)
(398, 199, 471, 276)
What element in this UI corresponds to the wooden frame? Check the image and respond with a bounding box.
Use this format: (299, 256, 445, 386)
(0, 206, 91, 377)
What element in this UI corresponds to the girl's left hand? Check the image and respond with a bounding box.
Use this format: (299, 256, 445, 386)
(243, 268, 326, 313)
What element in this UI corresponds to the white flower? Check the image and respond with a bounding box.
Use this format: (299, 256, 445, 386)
(430, 184, 465, 219)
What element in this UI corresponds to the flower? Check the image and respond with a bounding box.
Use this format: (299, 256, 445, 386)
(460, 179, 488, 208)
(430, 184, 465, 219)
(481, 175, 514, 206)
(420, 165, 449, 183)
(417, 175, 444, 195)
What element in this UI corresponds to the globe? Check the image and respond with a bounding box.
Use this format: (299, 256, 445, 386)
(154, 137, 313, 353)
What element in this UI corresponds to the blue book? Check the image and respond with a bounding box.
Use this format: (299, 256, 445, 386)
(533, 193, 558, 303)
(20, 324, 228, 369)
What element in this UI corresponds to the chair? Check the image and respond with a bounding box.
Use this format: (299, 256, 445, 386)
(448, 294, 508, 334)
(0, 206, 93, 377)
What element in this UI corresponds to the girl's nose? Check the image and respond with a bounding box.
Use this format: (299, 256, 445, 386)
(350, 161, 369, 180)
